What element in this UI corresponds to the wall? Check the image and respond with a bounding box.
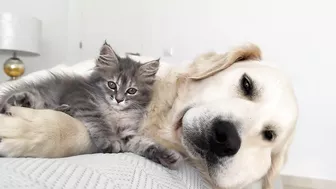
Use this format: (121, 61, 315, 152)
(0, 0, 69, 81)
(77, 0, 336, 181)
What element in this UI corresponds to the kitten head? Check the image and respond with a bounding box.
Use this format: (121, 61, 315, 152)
(94, 41, 160, 111)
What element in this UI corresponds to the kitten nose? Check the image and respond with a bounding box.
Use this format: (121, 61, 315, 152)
(115, 98, 124, 104)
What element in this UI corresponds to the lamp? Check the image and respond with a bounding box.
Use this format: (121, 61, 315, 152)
(0, 12, 42, 80)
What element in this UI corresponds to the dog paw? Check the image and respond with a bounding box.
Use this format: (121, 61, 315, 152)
(0, 107, 64, 157)
(0, 115, 32, 157)
(0, 136, 28, 157)
(0, 106, 93, 158)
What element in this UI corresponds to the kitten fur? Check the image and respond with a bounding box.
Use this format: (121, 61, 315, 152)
(0, 41, 181, 168)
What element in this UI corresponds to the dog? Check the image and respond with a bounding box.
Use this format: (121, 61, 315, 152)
(0, 43, 298, 189)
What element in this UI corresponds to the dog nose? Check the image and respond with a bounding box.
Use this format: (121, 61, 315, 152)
(210, 120, 241, 157)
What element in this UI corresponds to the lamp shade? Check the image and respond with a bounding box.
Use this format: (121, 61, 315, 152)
(0, 12, 42, 56)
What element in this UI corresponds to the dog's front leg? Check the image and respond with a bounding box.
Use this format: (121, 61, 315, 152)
(0, 106, 94, 158)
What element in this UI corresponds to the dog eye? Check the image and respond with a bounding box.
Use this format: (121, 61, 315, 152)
(262, 130, 276, 142)
(240, 74, 253, 96)
(107, 81, 117, 90)
(127, 88, 137, 94)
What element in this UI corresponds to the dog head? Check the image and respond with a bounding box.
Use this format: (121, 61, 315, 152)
(173, 44, 298, 189)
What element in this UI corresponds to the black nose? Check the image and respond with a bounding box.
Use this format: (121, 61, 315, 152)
(209, 120, 241, 157)
(115, 98, 124, 103)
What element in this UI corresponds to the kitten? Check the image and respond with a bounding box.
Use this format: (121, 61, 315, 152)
(1, 41, 181, 168)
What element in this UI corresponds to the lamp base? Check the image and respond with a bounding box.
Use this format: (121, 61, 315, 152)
(3, 52, 25, 80)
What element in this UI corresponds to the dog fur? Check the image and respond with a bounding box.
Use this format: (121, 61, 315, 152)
(0, 43, 298, 189)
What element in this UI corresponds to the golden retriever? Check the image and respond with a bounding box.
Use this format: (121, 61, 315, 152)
(0, 43, 298, 189)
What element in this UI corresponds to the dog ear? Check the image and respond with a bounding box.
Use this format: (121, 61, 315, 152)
(187, 43, 262, 80)
(262, 129, 295, 189)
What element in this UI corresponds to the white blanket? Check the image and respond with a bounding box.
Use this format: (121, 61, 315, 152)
(0, 153, 212, 189)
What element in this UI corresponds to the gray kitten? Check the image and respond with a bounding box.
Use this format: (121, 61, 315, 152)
(1, 42, 181, 168)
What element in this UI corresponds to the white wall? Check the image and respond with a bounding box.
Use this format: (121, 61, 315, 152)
(0, 0, 69, 81)
(76, 0, 336, 181)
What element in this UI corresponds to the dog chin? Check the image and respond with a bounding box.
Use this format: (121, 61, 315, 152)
(212, 172, 252, 189)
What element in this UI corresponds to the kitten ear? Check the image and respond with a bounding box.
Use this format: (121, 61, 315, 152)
(97, 40, 119, 67)
(139, 59, 160, 77)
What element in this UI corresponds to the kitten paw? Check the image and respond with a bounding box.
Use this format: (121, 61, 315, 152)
(0, 104, 13, 116)
(7, 92, 34, 108)
(145, 146, 183, 169)
(94, 137, 122, 153)
(54, 104, 72, 114)
(157, 149, 183, 169)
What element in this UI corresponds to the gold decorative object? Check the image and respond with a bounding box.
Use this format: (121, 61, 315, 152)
(3, 52, 25, 80)
(0, 12, 42, 80)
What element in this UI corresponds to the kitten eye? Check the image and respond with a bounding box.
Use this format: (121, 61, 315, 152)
(107, 81, 117, 90)
(262, 130, 276, 142)
(240, 73, 253, 96)
(127, 88, 137, 94)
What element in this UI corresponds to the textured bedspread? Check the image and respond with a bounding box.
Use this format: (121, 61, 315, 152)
(0, 153, 211, 189)
(0, 153, 284, 189)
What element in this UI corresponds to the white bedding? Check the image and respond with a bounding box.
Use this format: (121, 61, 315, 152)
(0, 153, 285, 189)
(0, 153, 212, 189)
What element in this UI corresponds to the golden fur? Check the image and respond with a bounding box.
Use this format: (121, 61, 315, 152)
(0, 43, 295, 189)
(0, 106, 93, 157)
(140, 43, 287, 189)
